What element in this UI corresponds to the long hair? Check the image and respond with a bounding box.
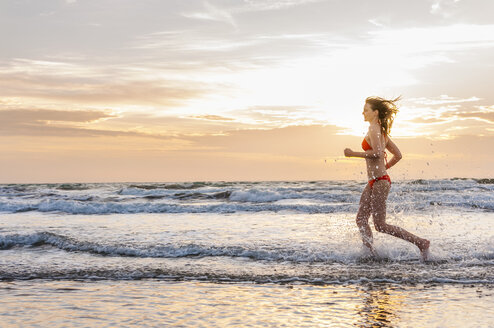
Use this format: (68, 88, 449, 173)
(365, 96, 401, 136)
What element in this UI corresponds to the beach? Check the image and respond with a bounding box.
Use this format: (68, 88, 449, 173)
(1, 180, 493, 326)
(3, 0, 494, 326)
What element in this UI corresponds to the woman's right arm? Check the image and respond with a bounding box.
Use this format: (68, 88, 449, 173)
(345, 124, 385, 159)
(385, 137, 402, 169)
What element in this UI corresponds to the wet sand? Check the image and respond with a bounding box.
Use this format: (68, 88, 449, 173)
(1, 280, 493, 327)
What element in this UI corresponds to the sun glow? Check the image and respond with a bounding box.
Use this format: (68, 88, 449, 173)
(2, 1, 494, 182)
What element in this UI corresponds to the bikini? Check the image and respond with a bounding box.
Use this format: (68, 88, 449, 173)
(362, 138, 391, 189)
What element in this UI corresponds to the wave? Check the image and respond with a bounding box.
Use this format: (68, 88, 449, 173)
(117, 185, 337, 200)
(126, 182, 233, 191)
(475, 178, 494, 184)
(0, 266, 492, 285)
(174, 191, 231, 200)
(409, 179, 428, 185)
(0, 200, 352, 214)
(1, 179, 493, 214)
(56, 183, 91, 190)
(230, 190, 287, 202)
(0, 232, 354, 262)
(2, 232, 494, 264)
(2, 198, 493, 214)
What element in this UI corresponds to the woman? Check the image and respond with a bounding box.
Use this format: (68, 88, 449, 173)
(344, 96, 430, 260)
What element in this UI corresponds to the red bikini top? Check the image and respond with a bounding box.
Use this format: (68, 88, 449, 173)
(362, 138, 372, 151)
(362, 137, 389, 166)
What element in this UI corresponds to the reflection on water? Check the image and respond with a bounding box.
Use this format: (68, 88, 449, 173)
(355, 285, 403, 327)
(0, 281, 492, 327)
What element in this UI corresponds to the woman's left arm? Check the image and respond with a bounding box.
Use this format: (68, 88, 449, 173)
(384, 137, 402, 169)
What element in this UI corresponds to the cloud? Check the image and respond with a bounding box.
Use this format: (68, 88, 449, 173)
(225, 105, 324, 127)
(409, 95, 481, 105)
(0, 108, 167, 138)
(3, 2, 494, 144)
(456, 111, 494, 123)
(397, 98, 494, 137)
(443, 105, 494, 124)
(131, 29, 326, 69)
(0, 108, 113, 123)
(0, 59, 214, 107)
(235, 0, 324, 12)
(430, 0, 461, 16)
(0, 108, 258, 139)
(182, 1, 237, 28)
(366, 23, 494, 66)
(190, 115, 235, 121)
(408, 117, 450, 124)
(183, 0, 326, 18)
(368, 19, 385, 27)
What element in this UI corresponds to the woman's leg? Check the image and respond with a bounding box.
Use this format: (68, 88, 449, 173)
(356, 183, 376, 254)
(370, 180, 430, 260)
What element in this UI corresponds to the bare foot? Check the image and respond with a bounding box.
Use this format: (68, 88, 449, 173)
(419, 239, 430, 261)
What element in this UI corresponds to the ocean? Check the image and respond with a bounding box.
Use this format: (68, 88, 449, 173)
(1, 179, 493, 327)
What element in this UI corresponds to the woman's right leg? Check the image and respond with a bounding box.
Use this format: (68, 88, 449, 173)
(370, 180, 430, 260)
(356, 183, 375, 254)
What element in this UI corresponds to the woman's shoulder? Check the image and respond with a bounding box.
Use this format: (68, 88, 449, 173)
(368, 123, 381, 134)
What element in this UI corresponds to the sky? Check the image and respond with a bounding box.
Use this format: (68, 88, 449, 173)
(1, 0, 493, 182)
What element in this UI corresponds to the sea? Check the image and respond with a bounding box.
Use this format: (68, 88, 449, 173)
(1, 179, 493, 327)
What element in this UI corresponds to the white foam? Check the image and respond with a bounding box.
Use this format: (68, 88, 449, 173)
(0, 199, 353, 214)
(230, 190, 285, 202)
(1, 180, 493, 214)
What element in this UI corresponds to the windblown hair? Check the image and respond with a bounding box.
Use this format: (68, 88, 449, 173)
(365, 96, 401, 137)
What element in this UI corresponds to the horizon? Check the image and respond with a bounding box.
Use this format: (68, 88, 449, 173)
(2, 176, 493, 185)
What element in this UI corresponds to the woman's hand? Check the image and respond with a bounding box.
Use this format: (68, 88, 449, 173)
(344, 148, 354, 157)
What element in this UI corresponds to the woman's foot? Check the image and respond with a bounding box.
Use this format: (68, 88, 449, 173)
(418, 239, 430, 261)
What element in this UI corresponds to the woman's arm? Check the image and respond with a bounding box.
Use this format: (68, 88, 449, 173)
(384, 137, 402, 169)
(344, 124, 384, 159)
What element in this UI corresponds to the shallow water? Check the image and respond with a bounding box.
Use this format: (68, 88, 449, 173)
(1, 180, 493, 325)
(1, 209, 492, 284)
(0, 280, 492, 327)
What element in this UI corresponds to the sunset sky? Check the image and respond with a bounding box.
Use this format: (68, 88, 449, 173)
(1, 0, 493, 182)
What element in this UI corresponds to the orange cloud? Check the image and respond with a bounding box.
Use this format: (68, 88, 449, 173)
(190, 115, 235, 121)
(455, 111, 494, 123)
(0, 108, 159, 138)
(0, 73, 212, 107)
(0, 108, 113, 123)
